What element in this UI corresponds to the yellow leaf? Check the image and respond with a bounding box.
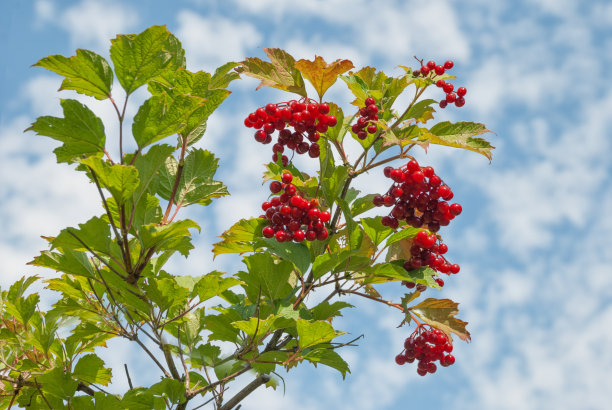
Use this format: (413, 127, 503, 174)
(295, 56, 354, 100)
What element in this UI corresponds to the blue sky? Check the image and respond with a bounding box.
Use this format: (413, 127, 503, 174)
(1, 1, 612, 409)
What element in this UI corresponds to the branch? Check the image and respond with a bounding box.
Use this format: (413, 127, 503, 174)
(218, 374, 270, 410)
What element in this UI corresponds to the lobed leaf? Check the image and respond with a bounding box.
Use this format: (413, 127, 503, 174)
(26, 99, 105, 164)
(237, 48, 307, 96)
(34, 49, 113, 99)
(410, 297, 471, 342)
(420, 121, 494, 160)
(110, 25, 185, 94)
(212, 218, 266, 257)
(295, 56, 354, 100)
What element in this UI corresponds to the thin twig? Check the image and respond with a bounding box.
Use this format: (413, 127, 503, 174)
(66, 229, 127, 280)
(218, 374, 270, 410)
(32, 378, 52, 409)
(124, 364, 133, 389)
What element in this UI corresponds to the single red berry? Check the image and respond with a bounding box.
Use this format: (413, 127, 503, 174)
(455, 97, 465, 107)
(262, 226, 275, 238)
(436, 79, 446, 88)
(450, 264, 460, 274)
(365, 97, 376, 106)
(444, 60, 454, 70)
(384, 166, 393, 178)
(270, 181, 282, 193)
(256, 107, 267, 119)
(254, 130, 267, 143)
(439, 100, 448, 108)
(446, 92, 457, 103)
(434, 65, 445, 75)
(281, 172, 293, 184)
(357, 131, 367, 140)
(406, 160, 420, 173)
(373, 195, 385, 207)
(307, 208, 320, 221)
(437, 243, 448, 254)
(449, 203, 462, 216)
(422, 166, 434, 178)
(293, 230, 305, 242)
(367, 104, 379, 115)
(316, 228, 329, 240)
(442, 82, 454, 93)
(435, 277, 445, 287)
(429, 175, 442, 187)
(421, 66, 430, 75)
(366, 124, 378, 134)
(427, 60, 436, 70)
(437, 185, 451, 198)
(395, 354, 407, 365)
(275, 230, 287, 242)
(318, 103, 330, 115)
(457, 87, 467, 97)
(326, 115, 337, 127)
(319, 211, 331, 223)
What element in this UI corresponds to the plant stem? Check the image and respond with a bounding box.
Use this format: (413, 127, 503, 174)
(218, 374, 270, 410)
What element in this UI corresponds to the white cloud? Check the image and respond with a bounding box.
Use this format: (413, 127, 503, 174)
(176, 10, 263, 72)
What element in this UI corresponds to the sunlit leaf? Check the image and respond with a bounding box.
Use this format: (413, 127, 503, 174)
(295, 56, 353, 100)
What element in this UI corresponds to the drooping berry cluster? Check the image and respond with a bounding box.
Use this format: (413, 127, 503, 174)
(244, 99, 337, 165)
(402, 230, 460, 286)
(373, 160, 462, 234)
(412, 60, 467, 109)
(395, 325, 455, 376)
(260, 172, 331, 243)
(351, 97, 379, 140)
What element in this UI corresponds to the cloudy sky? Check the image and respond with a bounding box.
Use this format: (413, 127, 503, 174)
(1, 0, 612, 409)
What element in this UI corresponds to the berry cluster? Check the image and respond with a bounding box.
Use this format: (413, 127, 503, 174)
(395, 325, 455, 376)
(351, 97, 379, 140)
(373, 160, 462, 234)
(244, 99, 337, 165)
(402, 230, 460, 286)
(412, 59, 467, 108)
(260, 172, 331, 242)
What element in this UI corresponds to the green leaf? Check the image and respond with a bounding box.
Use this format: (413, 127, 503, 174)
(121, 388, 165, 410)
(34, 49, 113, 99)
(143, 277, 190, 312)
(158, 148, 228, 207)
(139, 219, 200, 256)
(258, 238, 311, 274)
(110, 25, 185, 94)
(252, 351, 289, 374)
(29, 250, 95, 278)
(294, 56, 354, 100)
(130, 194, 163, 232)
(6, 275, 40, 302)
(52, 216, 113, 255)
(132, 93, 205, 148)
(400, 98, 437, 124)
(361, 217, 394, 246)
(296, 318, 343, 349)
(149, 378, 187, 404)
(26, 99, 105, 163)
(237, 48, 307, 96)
(241, 253, 294, 301)
(212, 218, 266, 257)
(210, 62, 241, 89)
(311, 251, 352, 280)
(350, 194, 377, 217)
(80, 157, 139, 205)
(321, 165, 349, 206)
(232, 315, 277, 340)
(420, 121, 494, 160)
(4, 293, 39, 327)
(37, 367, 78, 400)
(193, 271, 241, 302)
(305, 348, 350, 378)
(385, 226, 423, 246)
(204, 312, 241, 343)
(364, 263, 440, 288)
(132, 144, 176, 205)
(410, 298, 471, 342)
(310, 301, 353, 321)
(319, 103, 345, 143)
(73, 354, 112, 386)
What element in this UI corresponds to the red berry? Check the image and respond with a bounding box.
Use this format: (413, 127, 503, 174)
(318, 103, 330, 115)
(439, 100, 448, 109)
(270, 181, 282, 193)
(450, 264, 460, 274)
(422, 166, 434, 178)
(427, 60, 436, 70)
(444, 60, 454, 70)
(449, 203, 462, 216)
(316, 228, 329, 240)
(442, 82, 454, 94)
(438, 243, 448, 254)
(395, 354, 407, 365)
(262, 226, 274, 238)
(254, 130, 267, 142)
(421, 66, 430, 75)
(435, 277, 444, 287)
(366, 124, 378, 134)
(281, 172, 293, 184)
(406, 160, 420, 173)
(326, 115, 337, 127)
(455, 97, 465, 107)
(357, 131, 367, 140)
(365, 97, 375, 106)
(307, 208, 320, 221)
(457, 87, 467, 97)
(293, 230, 305, 242)
(275, 230, 287, 242)
(434, 65, 445, 75)
(436, 80, 446, 88)
(319, 211, 331, 223)
(446, 92, 457, 103)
